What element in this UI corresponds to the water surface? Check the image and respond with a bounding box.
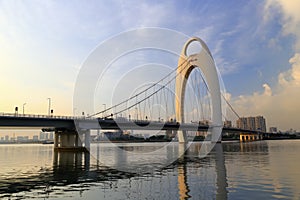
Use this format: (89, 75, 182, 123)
(0, 140, 299, 199)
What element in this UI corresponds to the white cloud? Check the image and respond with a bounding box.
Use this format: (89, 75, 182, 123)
(262, 83, 272, 96)
(230, 0, 300, 131)
(265, 0, 300, 51)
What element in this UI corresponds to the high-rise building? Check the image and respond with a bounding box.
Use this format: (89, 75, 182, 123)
(255, 116, 266, 132)
(236, 116, 266, 132)
(236, 117, 247, 130)
(247, 117, 256, 130)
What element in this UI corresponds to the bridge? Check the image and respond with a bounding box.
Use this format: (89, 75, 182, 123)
(0, 113, 263, 134)
(0, 37, 265, 151)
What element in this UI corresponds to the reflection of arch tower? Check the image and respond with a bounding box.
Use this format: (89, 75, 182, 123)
(175, 37, 222, 143)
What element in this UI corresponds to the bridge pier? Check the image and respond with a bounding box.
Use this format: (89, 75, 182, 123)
(84, 130, 90, 150)
(54, 129, 90, 152)
(240, 133, 262, 142)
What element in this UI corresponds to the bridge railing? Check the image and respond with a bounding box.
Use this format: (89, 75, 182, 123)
(0, 112, 97, 120)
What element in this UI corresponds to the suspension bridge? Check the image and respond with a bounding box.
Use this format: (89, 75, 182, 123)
(0, 37, 265, 151)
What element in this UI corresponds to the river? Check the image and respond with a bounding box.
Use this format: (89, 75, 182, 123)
(0, 140, 299, 199)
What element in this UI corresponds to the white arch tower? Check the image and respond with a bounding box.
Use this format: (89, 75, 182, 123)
(175, 37, 223, 143)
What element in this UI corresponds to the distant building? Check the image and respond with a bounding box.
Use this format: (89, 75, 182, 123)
(286, 129, 296, 134)
(223, 120, 232, 128)
(255, 116, 266, 132)
(247, 117, 256, 131)
(17, 136, 24, 141)
(49, 132, 54, 140)
(236, 117, 247, 130)
(39, 131, 49, 140)
(32, 135, 39, 141)
(269, 127, 277, 133)
(39, 132, 44, 140)
(236, 116, 266, 132)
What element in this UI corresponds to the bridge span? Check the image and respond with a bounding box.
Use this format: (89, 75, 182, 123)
(0, 113, 263, 133)
(0, 113, 265, 151)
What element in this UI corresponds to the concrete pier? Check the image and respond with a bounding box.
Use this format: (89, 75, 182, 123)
(239, 133, 262, 142)
(54, 128, 90, 152)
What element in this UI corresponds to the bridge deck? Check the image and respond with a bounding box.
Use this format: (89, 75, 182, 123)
(0, 113, 265, 134)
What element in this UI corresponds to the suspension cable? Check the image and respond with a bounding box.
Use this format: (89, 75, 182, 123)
(88, 58, 189, 118)
(103, 59, 192, 118)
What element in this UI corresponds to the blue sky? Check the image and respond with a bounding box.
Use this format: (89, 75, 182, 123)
(0, 0, 300, 131)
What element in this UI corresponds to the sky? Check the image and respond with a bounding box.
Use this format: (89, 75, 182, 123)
(0, 0, 300, 131)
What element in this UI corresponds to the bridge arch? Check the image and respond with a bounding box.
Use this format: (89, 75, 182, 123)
(175, 37, 223, 143)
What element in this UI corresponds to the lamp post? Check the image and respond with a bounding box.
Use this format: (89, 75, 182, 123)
(22, 103, 26, 115)
(135, 107, 138, 121)
(47, 98, 51, 116)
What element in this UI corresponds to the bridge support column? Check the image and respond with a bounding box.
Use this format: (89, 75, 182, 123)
(54, 132, 59, 148)
(84, 130, 90, 150)
(54, 129, 88, 152)
(240, 133, 262, 142)
(239, 134, 244, 142)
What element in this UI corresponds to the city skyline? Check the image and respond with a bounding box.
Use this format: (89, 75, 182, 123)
(0, 1, 300, 131)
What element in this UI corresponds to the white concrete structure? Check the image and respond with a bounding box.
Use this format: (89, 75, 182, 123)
(175, 37, 222, 143)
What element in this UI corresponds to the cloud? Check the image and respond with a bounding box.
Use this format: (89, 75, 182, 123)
(230, 1, 300, 131)
(262, 83, 272, 96)
(265, 0, 300, 51)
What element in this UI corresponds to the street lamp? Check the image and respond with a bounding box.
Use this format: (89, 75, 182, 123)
(22, 103, 26, 115)
(47, 98, 51, 116)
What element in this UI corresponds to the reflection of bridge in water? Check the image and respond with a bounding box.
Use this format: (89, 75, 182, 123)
(0, 142, 270, 199)
(0, 141, 271, 199)
(0, 143, 226, 199)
